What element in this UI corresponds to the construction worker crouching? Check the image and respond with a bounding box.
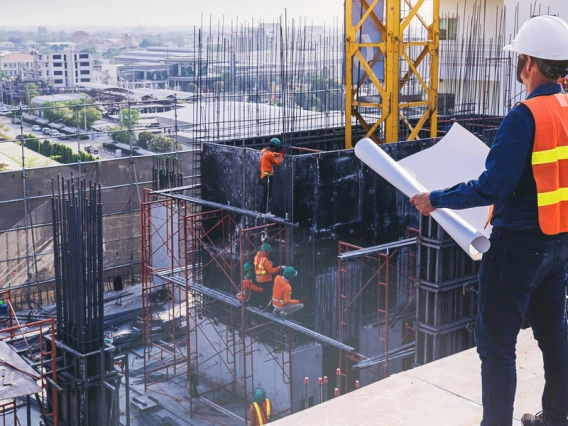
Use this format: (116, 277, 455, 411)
(258, 137, 285, 214)
(254, 243, 283, 307)
(250, 388, 271, 426)
(272, 266, 304, 318)
(237, 263, 264, 306)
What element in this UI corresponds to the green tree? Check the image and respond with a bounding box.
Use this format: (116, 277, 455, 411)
(78, 105, 102, 130)
(25, 83, 40, 106)
(110, 126, 131, 144)
(119, 108, 140, 129)
(148, 135, 172, 153)
(137, 131, 154, 149)
(42, 101, 73, 124)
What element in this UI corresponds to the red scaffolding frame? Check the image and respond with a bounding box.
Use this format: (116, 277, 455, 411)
(336, 231, 418, 394)
(0, 289, 58, 426)
(141, 188, 297, 424)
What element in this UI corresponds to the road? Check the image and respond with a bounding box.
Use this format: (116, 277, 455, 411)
(0, 116, 116, 160)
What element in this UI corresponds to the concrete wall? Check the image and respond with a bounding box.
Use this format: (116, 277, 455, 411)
(194, 315, 322, 415)
(358, 321, 406, 386)
(0, 151, 198, 291)
(290, 344, 323, 412)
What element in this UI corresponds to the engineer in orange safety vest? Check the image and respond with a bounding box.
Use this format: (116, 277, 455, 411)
(272, 266, 304, 318)
(409, 15, 568, 426)
(249, 388, 271, 426)
(237, 262, 264, 306)
(253, 243, 283, 306)
(258, 138, 285, 214)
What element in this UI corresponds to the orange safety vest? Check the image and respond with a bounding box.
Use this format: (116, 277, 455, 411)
(254, 252, 275, 283)
(521, 93, 568, 235)
(252, 399, 272, 425)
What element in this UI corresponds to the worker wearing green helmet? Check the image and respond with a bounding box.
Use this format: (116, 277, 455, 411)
(253, 242, 284, 307)
(258, 137, 286, 215)
(272, 266, 304, 318)
(250, 387, 272, 425)
(236, 262, 264, 305)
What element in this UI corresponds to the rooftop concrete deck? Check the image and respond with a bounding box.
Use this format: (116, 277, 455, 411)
(275, 329, 543, 426)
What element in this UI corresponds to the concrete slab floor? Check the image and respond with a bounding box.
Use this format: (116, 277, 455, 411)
(275, 328, 543, 426)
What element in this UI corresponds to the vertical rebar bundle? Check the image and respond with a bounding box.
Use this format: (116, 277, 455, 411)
(51, 175, 120, 426)
(52, 175, 104, 353)
(152, 155, 184, 191)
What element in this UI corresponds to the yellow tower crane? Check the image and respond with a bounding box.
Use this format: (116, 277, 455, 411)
(345, 0, 440, 147)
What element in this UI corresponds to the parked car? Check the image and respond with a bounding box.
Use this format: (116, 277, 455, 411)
(50, 130, 60, 137)
(42, 127, 51, 135)
(11, 118, 21, 124)
(57, 133, 67, 140)
(15, 135, 24, 141)
(31, 125, 41, 132)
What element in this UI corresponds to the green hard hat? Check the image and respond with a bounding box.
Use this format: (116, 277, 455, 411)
(283, 266, 298, 279)
(269, 138, 282, 149)
(254, 388, 266, 403)
(243, 263, 250, 273)
(261, 243, 273, 252)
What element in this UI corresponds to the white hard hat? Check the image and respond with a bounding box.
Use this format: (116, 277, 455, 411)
(504, 15, 568, 61)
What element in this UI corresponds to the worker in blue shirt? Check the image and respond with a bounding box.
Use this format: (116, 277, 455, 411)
(411, 16, 568, 426)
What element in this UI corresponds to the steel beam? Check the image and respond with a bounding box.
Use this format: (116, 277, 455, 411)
(337, 237, 417, 260)
(154, 192, 298, 227)
(157, 273, 355, 352)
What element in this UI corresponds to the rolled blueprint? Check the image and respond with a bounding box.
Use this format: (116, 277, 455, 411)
(354, 138, 490, 261)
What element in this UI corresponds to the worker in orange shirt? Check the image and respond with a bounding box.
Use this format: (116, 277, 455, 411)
(258, 138, 285, 214)
(272, 266, 304, 318)
(237, 263, 264, 306)
(254, 243, 283, 307)
(249, 388, 272, 426)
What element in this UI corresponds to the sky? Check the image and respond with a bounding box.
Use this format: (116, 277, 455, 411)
(1, 0, 344, 28)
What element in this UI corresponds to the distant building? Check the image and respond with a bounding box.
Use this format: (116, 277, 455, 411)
(35, 50, 93, 90)
(72, 31, 91, 45)
(117, 34, 139, 50)
(0, 42, 15, 50)
(30, 93, 88, 117)
(0, 53, 35, 77)
(114, 47, 212, 91)
(23, 40, 39, 49)
(45, 42, 77, 50)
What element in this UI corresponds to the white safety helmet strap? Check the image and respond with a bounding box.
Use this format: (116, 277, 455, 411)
(504, 15, 568, 61)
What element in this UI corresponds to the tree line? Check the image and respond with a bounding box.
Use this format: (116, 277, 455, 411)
(42, 98, 102, 130)
(23, 134, 97, 164)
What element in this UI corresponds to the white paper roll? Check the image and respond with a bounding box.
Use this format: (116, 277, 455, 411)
(354, 138, 490, 261)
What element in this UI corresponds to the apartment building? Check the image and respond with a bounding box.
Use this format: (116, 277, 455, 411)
(0, 53, 35, 77)
(35, 50, 93, 90)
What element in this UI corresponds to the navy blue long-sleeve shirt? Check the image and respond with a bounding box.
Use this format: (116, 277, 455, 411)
(430, 83, 564, 230)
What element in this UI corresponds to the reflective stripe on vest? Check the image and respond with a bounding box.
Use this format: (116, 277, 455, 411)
(253, 399, 271, 425)
(521, 93, 568, 235)
(272, 298, 285, 304)
(254, 253, 269, 276)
